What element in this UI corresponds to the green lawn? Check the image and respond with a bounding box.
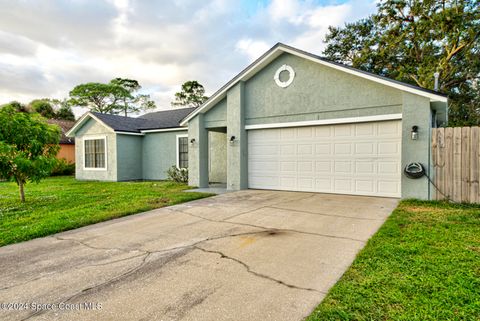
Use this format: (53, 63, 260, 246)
(0, 176, 211, 247)
(307, 200, 480, 321)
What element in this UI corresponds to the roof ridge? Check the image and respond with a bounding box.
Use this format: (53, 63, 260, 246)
(180, 42, 448, 125)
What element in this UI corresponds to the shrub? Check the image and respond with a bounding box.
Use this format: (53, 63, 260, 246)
(51, 159, 75, 176)
(166, 166, 188, 183)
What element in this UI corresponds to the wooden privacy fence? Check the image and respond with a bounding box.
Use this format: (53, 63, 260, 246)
(432, 127, 480, 203)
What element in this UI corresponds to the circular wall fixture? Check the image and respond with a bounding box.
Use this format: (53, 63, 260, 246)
(274, 64, 295, 88)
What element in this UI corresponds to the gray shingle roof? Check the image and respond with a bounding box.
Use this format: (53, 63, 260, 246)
(91, 107, 195, 133)
(138, 107, 196, 130)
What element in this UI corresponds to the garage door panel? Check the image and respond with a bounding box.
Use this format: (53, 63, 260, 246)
(377, 161, 399, 174)
(355, 161, 375, 174)
(280, 128, 295, 139)
(315, 126, 332, 137)
(334, 179, 353, 193)
(378, 141, 400, 155)
(334, 161, 352, 173)
(250, 144, 278, 156)
(297, 144, 313, 155)
(297, 127, 313, 138)
(249, 160, 279, 172)
(280, 177, 296, 189)
(355, 180, 374, 193)
(355, 123, 375, 136)
(334, 143, 352, 155)
(280, 144, 296, 155)
(355, 142, 375, 154)
(248, 120, 401, 197)
(315, 143, 331, 155)
(378, 180, 400, 194)
(315, 161, 331, 173)
(298, 177, 314, 189)
(378, 121, 401, 135)
(333, 125, 352, 137)
(249, 175, 279, 188)
(298, 161, 314, 172)
(280, 161, 297, 172)
(315, 178, 333, 191)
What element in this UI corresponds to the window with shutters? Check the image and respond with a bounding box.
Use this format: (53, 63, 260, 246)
(84, 138, 106, 169)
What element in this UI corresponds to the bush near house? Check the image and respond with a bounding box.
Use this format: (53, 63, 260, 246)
(50, 159, 75, 176)
(307, 200, 480, 321)
(167, 165, 188, 183)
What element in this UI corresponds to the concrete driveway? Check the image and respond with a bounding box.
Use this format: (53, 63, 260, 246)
(0, 190, 398, 321)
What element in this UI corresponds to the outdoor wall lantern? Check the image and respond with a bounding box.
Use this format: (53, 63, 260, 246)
(190, 138, 196, 145)
(411, 126, 419, 140)
(229, 136, 236, 144)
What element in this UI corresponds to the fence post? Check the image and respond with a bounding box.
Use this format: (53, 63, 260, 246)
(470, 127, 479, 203)
(461, 127, 471, 203)
(444, 128, 454, 200)
(453, 128, 462, 202)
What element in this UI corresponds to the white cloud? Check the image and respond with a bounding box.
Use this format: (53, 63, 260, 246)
(0, 0, 377, 114)
(268, 0, 303, 23)
(235, 39, 271, 61)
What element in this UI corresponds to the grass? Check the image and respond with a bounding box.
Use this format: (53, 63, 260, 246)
(307, 199, 480, 321)
(0, 176, 212, 247)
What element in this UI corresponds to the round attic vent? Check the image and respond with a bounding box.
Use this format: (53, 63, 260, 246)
(274, 64, 295, 88)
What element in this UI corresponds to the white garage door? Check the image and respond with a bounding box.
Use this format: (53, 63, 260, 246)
(248, 120, 402, 197)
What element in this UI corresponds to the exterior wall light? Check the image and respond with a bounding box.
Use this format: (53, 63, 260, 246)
(190, 138, 196, 145)
(411, 126, 419, 140)
(229, 136, 236, 144)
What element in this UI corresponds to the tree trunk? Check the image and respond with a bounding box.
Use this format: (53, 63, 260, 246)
(17, 178, 25, 203)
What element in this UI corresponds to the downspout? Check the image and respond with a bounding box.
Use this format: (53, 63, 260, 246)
(429, 72, 440, 200)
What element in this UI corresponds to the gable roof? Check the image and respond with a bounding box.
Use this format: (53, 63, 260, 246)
(92, 112, 151, 133)
(66, 107, 195, 137)
(180, 42, 448, 126)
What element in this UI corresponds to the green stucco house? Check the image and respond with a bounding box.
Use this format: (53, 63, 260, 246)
(67, 43, 448, 200)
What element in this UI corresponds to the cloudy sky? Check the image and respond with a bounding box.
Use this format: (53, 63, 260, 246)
(0, 0, 377, 116)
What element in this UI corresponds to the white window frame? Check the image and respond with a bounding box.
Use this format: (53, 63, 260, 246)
(176, 134, 188, 169)
(83, 135, 107, 171)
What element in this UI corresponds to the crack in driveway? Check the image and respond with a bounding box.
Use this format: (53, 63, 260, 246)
(194, 246, 324, 294)
(1, 229, 268, 293)
(17, 229, 282, 320)
(21, 252, 153, 321)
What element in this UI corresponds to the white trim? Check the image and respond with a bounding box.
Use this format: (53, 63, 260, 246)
(179, 48, 282, 126)
(141, 127, 188, 133)
(280, 46, 448, 102)
(116, 131, 145, 136)
(82, 135, 107, 171)
(66, 112, 114, 137)
(245, 113, 402, 130)
(176, 134, 188, 169)
(180, 44, 447, 126)
(274, 64, 295, 88)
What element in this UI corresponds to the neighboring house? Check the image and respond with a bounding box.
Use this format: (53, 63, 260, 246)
(68, 43, 448, 200)
(48, 119, 76, 163)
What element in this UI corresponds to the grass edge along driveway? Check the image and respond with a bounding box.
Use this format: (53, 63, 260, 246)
(0, 176, 212, 247)
(307, 199, 480, 321)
